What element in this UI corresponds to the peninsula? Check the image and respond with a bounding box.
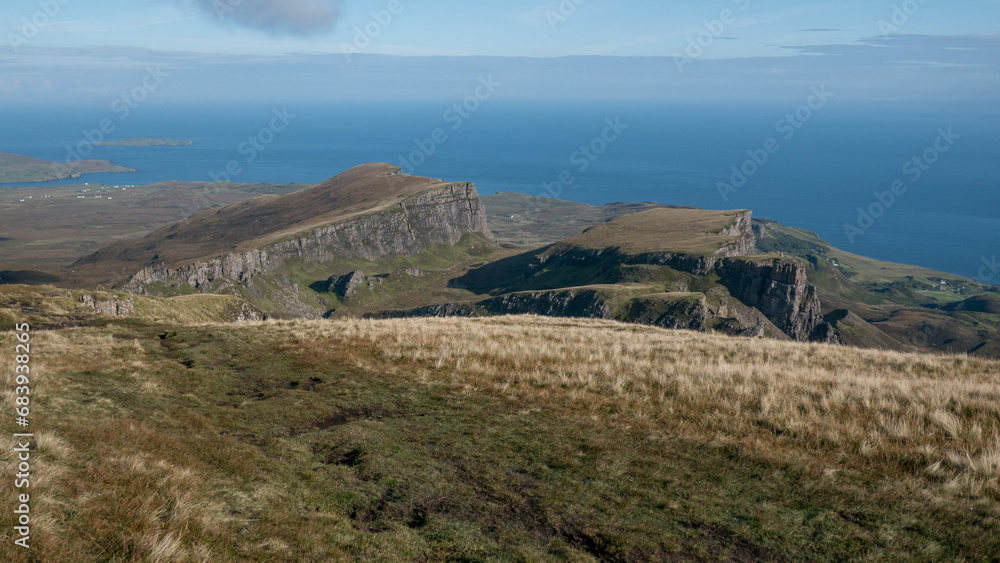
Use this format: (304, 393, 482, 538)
(0, 151, 135, 183)
(96, 138, 193, 147)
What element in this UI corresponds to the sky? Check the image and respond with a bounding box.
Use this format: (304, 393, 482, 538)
(1, 0, 999, 102)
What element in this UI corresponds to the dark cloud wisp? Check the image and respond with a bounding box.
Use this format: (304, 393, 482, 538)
(196, 0, 343, 36)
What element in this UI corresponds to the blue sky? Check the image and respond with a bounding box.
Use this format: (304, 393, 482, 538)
(7, 0, 1000, 57)
(2, 0, 999, 102)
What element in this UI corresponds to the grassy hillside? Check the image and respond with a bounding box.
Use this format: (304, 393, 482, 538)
(4, 182, 999, 357)
(564, 208, 750, 256)
(481, 192, 678, 248)
(0, 285, 262, 331)
(72, 163, 456, 275)
(2, 297, 998, 560)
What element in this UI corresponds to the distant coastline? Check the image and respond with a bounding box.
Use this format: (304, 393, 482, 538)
(0, 152, 135, 183)
(96, 138, 193, 147)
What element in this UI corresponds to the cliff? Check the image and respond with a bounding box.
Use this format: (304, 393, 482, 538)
(481, 287, 617, 319)
(118, 168, 495, 295)
(382, 208, 833, 342)
(76, 165, 833, 343)
(716, 258, 828, 341)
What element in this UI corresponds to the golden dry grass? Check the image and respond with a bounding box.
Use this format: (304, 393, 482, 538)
(2, 314, 998, 560)
(287, 315, 1000, 504)
(564, 208, 750, 255)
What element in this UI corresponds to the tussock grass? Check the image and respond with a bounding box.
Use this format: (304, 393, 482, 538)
(0, 285, 260, 330)
(564, 207, 749, 255)
(1, 315, 998, 560)
(296, 316, 1000, 494)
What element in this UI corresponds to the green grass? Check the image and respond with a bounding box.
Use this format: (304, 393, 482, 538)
(148, 233, 504, 319)
(2, 311, 999, 561)
(0, 285, 261, 331)
(756, 220, 978, 289)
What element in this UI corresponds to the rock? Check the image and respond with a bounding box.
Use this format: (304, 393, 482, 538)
(809, 322, 841, 344)
(124, 181, 495, 295)
(716, 258, 828, 341)
(328, 271, 367, 298)
(366, 303, 478, 319)
(624, 294, 710, 331)
(80, 294, 134, 318)
(481, 289, 615, 319)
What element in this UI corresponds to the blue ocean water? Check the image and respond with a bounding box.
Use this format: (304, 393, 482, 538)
(1, 101, 998, 279)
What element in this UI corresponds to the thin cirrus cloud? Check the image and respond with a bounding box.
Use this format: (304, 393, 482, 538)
(191, 0, 343, 36)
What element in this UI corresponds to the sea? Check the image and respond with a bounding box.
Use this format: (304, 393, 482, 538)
(1, 100, 998, 280)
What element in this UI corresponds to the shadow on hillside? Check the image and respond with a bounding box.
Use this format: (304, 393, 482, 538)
(0, 270, 63, 285)
(449, 245, 552, 295)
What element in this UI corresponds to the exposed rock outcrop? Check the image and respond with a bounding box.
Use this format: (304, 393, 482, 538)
(717, 210, 758, 257)
(367, 303, 479, 319)
(124, 182, 494, 295)
(425, 208, 832, 342)
(328, 271, 367, 298)
(481, 289, 616, 319)
(624, 293, 711, 331)
(80, 294, 134, 318)
(716, 258, 831, 341)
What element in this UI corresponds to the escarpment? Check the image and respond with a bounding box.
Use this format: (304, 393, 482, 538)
(480, 288, 617, 319)
(389, 207, 835, 343)
(72, 164, 836, 343)
(122, 182, 492, 294)
(716, 258, 826, 341)
(98, 166, 496, 295)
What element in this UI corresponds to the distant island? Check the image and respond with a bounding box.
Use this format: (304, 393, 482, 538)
(96, 138, 192, 147)
(0, 152, 135, 183)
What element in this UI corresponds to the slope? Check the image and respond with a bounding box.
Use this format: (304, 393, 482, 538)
(71, 163, 461, 277)
(2, 303, 999, 561)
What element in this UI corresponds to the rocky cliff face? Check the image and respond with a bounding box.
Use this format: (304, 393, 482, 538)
(717, 210, 758, 257)
(369, 289, 714, 333)
(380, 207, 832, 342)
(716, 258, 828, 341)
(124, 182, 494, 295)
(638, 211, 758, 274)
(481, 289, 616, 320)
